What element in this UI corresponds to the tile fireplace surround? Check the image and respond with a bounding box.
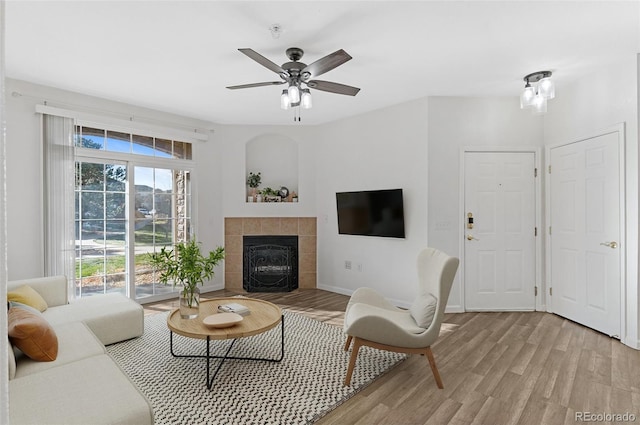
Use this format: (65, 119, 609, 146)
(224, 217, 317, 291)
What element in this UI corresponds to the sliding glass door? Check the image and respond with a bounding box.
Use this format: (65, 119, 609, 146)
(75, 161, 193, 301)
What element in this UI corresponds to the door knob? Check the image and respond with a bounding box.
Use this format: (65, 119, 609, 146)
(466, 235, 479, 241)
(600, 241, 618, 249)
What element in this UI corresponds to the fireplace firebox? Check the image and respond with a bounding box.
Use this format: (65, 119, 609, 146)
(243, 235, 298, 292)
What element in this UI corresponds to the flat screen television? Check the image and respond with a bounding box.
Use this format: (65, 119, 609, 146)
(336, 189, 406, 238)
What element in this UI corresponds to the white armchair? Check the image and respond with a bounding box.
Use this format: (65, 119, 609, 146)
(343, 248, 459, 387)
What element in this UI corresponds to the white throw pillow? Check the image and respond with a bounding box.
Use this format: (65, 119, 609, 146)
(409, 293, 437, 328)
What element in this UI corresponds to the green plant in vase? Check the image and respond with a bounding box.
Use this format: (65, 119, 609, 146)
(149, 239, 225, 319)
(247, 172, 261, 201)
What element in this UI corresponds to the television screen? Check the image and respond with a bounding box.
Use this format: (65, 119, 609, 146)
(336, 189, 406, 238)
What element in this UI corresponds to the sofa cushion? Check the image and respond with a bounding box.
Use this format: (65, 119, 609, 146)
(8, 306, 58, 361)
(42, 293, 144, 345)
(409, 293, 437, 328)
(7, 285, 48, 312)
(9, 354, 154, 425)
(14, 321, 106, 378)
(7, 276, 68, 307)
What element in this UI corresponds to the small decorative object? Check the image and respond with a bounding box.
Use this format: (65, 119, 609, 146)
(256, 194, 263, 202)
(279, 186, 289, 199)
(247, 196, 254, 202)
(247, 172, 262, 202)
(149, 239, 225, 319)
(218, 302, 251, 316)
(202, 313, 243, 328)
(261, 187, 281, 202)
(291, 191, 298, 202)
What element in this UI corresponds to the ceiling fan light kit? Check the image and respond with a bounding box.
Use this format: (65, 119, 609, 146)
(520, 70, 555, 115)
(227, 47, 360, 121)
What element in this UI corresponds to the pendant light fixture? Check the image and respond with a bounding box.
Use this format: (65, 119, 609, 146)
(520, 71, 554, 114)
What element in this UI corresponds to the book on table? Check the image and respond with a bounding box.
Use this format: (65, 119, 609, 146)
(218, 303, 251, 316)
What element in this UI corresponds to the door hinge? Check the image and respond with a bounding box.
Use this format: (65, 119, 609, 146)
(549, 287, 553, 296)
(534, 168, 538, 177)
(535, 286, 538, 296)
(535, 227, 537, 236)
(549, 226, 552, 235)
(548, 165, 551, 174)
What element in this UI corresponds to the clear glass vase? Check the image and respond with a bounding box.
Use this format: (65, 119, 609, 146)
(179, 286, 200, 319)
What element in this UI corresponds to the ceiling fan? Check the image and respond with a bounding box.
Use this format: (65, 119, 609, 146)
(226, 47, 360, 109)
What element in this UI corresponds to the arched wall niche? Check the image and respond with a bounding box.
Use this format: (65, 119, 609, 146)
(245, 133, 299, 202)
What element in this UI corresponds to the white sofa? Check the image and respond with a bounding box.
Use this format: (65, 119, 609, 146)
(7, 276, 154, 425)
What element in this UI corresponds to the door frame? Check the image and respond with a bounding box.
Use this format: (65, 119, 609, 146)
(459, 147, 543, 312)
(545, 123, 626, 339)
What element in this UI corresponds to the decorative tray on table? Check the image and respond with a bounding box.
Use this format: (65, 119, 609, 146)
(203, 313, 243, 328)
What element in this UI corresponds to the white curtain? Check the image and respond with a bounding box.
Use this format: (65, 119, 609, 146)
(43, 114, 75, 298)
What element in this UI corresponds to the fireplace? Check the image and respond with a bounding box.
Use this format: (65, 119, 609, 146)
(243, 235, 298, 292)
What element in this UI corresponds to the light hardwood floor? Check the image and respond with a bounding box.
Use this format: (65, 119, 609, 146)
(144, 289, 640, 425)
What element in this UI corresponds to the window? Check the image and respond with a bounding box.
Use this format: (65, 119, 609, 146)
(74, 125, 194, 301)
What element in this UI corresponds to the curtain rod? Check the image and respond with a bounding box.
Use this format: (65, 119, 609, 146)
(12, 90, 215, 138)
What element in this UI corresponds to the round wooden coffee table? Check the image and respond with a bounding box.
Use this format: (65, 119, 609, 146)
(167, 298, 284, 389)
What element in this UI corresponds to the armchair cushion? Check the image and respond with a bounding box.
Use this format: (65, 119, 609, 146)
(409, 293, 437, 328)
(345, 303, 427, 347)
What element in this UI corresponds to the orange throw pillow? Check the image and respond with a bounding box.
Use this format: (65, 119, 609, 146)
(8, 306, 58, 361)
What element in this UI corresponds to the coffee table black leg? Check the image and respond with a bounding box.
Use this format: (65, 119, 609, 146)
(207, 315, 285, 363)
(206, 336, 237, 390)
(170, 315, 285, 390)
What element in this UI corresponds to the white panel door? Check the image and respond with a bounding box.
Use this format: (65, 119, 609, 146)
(464, 152, 536, 310)
(549, 133, 621, 337)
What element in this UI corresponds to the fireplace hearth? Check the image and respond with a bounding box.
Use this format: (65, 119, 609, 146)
(243, 235, 298, 292)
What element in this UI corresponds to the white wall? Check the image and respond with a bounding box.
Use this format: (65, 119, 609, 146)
(314, 98, 429, 306)
(214, 124, 317, 218)
(1, 1, 9, 421)
(543, 55, 639, 348)
(427, 97, 544, 311)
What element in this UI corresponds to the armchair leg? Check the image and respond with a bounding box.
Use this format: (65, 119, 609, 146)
(425, 347, 443, 389)
(344, 335, 353, 351)
(344, 337, 362, 386)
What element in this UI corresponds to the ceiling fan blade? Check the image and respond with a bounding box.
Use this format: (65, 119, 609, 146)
(307, 80, 360, 96)
(238, 48, 286, 75)
(301, 49, 352, 78)
(226, 81, 285, 90)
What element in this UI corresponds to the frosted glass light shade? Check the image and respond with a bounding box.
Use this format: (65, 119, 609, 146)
(520, 85, 536, 108)
(532, 94, 547, 114)
(538, 77, 555, 99)
(301, 89, 312, 109)
(288, 84, 300, 104)
(280, 90, 290, 110)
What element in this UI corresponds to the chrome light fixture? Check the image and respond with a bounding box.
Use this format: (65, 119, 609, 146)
(520, 71, 554, 114)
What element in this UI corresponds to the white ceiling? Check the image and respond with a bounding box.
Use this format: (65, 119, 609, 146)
(5, 1, 640, 126)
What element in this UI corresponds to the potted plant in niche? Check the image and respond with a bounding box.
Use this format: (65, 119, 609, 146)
(149, 239, 225, 319)
(261, 187, 281, 202)
(247, 172, 261, 202)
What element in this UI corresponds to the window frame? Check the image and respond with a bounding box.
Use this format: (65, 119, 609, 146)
(75, 124, 198, 304)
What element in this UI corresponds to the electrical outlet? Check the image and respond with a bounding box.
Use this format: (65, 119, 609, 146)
(344, 260, 352, 270)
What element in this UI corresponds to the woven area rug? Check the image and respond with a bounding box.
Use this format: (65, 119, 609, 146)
(106, 310, 406, 425)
